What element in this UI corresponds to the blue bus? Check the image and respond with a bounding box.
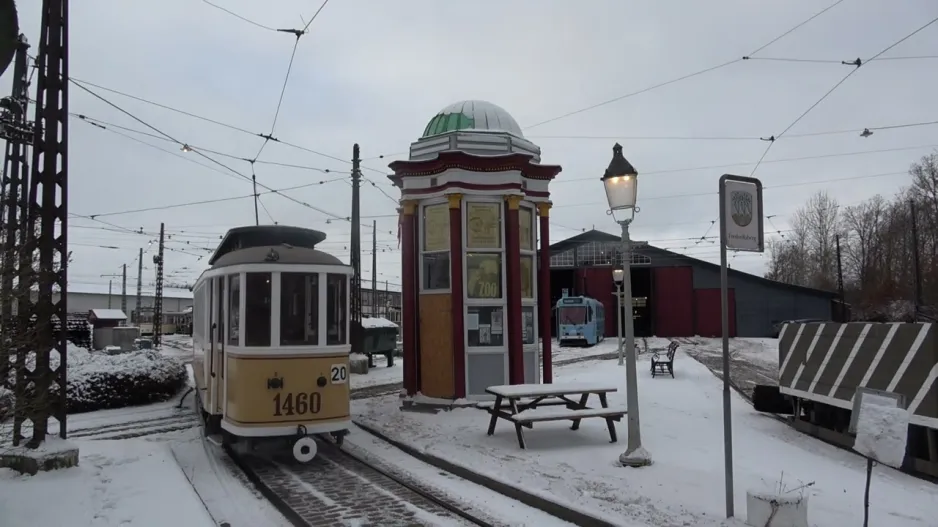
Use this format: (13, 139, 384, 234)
(556, 295, 605, 346)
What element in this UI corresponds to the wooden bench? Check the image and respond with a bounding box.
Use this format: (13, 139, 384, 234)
(651, 341, 678, 378)
(483, 383, 624, 449)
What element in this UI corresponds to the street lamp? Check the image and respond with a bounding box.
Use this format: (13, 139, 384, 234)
(612, 269, 624, 366)
(601, 143, 652, 468)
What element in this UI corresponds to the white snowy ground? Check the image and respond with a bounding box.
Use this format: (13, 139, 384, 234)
(0, 432, 216, 527)
(684, 336, 781, 371)
(344, 423, 577, 527)
(354, 348, 938, 527)
(1, 357, 290, 527)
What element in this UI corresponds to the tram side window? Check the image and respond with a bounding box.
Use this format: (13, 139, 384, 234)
(326, 274, 347, 345)
(228, 275, 240, 345)
(245, 272, 272, 347)
(281, 273, 319, 346)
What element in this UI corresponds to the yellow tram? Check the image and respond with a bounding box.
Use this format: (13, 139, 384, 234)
(191, 225, 352, 461)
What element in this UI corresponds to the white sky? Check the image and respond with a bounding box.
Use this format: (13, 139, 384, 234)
(4, 0, 937, 292)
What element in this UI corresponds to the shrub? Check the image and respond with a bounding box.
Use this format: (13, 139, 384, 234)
(4, 344, 188, 415)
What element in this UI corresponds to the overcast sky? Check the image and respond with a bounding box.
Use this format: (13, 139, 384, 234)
(5, 0, 937, 293)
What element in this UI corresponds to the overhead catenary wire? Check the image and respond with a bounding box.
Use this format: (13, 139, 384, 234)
(747, 14, 938, 177)
(73, 113, 347, 174)
(521, 0, 847, 131)
(71, 79, 352, 222)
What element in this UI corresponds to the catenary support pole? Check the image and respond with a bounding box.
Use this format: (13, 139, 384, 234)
(349, 144, 362, 353)
(910, 199, 922, 321)
(835, 234, 844, 321)
(135, 247, 142, 323)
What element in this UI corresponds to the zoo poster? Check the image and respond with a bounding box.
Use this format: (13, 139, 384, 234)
(466, 203, 501, 248)
(423, 203, 449, 252)
(467, 253, 501, 299)
(721, 178, 764, 252)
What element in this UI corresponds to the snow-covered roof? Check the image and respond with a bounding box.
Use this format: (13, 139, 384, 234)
(361, 316, 398, 329)
(422, 100, 523, 138)
(69, 283, 193, 300)
(89, 309, 127, 321)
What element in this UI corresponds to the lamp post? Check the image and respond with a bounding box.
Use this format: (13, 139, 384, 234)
(613, 269, 624, 366)
(601, 143, 651, 467)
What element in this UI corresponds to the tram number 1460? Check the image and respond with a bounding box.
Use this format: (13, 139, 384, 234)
(273, 392, 322, 417)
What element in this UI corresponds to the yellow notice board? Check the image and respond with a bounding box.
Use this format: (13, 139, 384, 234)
(423, 203, 450, 252)
(519, 207, 534, 250)
(520, 255, 534, 298)
(466, 203, 501, 249)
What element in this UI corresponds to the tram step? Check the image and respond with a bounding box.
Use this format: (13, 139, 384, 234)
(205, 434, 223, 446)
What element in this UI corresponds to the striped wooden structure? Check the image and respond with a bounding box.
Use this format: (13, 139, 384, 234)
(778, 322, 938, 430)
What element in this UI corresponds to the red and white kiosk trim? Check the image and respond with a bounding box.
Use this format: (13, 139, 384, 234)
(390, 151, 561, 400)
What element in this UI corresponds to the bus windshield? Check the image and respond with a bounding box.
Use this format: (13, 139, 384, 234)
(559, 306, 587, 325)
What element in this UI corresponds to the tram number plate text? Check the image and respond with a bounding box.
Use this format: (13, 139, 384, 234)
(273, 392, 322, 417)
(331, 364, 348, 384)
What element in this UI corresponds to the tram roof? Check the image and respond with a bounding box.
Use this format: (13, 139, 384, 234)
(209, 225, 328, 265)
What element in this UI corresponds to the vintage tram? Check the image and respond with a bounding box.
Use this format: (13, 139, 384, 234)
(191, 225, 352, 461)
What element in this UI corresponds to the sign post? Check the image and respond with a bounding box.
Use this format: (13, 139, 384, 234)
(718, 174, 764, 518)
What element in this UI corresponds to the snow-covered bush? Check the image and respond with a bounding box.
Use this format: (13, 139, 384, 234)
(4, 344, 187, 415)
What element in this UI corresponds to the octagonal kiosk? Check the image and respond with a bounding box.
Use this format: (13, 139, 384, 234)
(388, 100, 561, 402)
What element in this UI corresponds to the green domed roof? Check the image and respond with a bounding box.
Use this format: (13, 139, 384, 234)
(422, 100, 524, 138)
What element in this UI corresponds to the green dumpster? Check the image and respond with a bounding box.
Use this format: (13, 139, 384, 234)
(361, 317, 400, 367)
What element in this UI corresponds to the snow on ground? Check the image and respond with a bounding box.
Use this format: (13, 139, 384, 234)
(354, 349, 938, 527)
(681, 337, 780, 399)
(344, 423, 576, 527)
(351, 352, 405, 390)
(0, 436, 216, 527)
(170, 427, 292, 527)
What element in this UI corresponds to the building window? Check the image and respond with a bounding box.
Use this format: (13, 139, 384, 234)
(467, 253, 502, 299)
(522, 305, 536, 345)
(467, 305, 505, 347)
(327, 273, 347, 345)
(245, 272, 271, 347)
(421, 203, 450, 290)
(227, 274, 240, 346)
(281, 272, 318, 346)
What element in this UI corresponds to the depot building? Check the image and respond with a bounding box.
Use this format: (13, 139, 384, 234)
(545, 229, 837, 340)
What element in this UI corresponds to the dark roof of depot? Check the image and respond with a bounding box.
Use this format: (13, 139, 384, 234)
(547, 229, 836, 298)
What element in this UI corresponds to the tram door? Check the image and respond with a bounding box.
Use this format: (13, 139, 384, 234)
(210, 276, 225, 414)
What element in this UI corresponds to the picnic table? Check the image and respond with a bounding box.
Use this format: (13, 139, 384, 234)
(479, 383, 627, 449)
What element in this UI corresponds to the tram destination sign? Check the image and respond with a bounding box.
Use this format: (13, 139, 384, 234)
(719, 175, 764, 253)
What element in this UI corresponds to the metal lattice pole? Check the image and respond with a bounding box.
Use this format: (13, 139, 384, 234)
(15, 0, 69, 447)
(0, 34, 30, 387)
(152, 222, 164, 346)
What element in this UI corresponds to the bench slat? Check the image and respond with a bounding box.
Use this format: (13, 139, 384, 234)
(487, 382, 618, 398)
(509, 406, 628, 423)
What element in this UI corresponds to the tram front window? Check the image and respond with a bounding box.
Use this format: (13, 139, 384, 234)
(559, 306, 586, 325)
(245, 272, 272, 347)
(281, 272, 319, 346)
(326, 274, 347, 345)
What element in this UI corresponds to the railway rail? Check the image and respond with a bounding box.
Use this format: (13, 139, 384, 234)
(225, 434, 499, 527)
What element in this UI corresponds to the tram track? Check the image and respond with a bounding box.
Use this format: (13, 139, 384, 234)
(225, 435, 498, 527)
